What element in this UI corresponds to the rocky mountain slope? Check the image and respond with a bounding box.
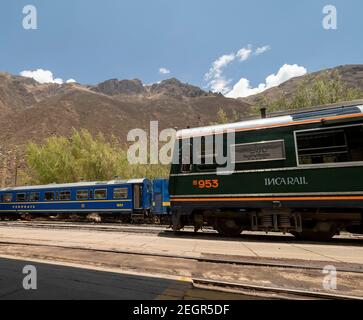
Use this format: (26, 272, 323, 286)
(241, 64, 363, 105)
(1, 64, 363, 185)
(0, 73, 251, 185)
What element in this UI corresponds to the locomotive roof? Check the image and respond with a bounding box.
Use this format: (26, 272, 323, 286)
(0, 179, 147, 192)
(176, 101, 363, 139)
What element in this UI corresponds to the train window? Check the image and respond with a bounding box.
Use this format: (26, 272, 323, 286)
(44, 192, 55, 201)
(94, 189, 107, 199)
(113, 188, 128, 199)
(59, 191, 71, 201)
(196, 134, 230, 171)
(196, 137, 216, 171)
(232, 140, 286, 163)
(2, 193, 12, 202)
(296, 125, 363, 165)
(180, 141, 192, 173)
(29, 192, 40, 201)
(76, 190, 89, 200)
(16, 193, 26, 202)
(181, 164, 192, 173)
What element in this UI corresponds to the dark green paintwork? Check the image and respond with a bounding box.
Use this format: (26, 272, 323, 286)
(169, 117, 363, 198)
(170, 166, 362, 196)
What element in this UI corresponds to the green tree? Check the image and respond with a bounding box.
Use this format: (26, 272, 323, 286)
(251, 71, 363, 114)
(210, 107, 241, 125)
(25, 129, 169, 185)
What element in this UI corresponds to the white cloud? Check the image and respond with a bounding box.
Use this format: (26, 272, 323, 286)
(236, 46, 252, 61)
(159, 67, 171, 75)
(204, 53, 235, 81)
(227, 78, 266, 98)
(208, 78, 232, 94)
(204, 53, 236, 94)
(227, 64, 307, 98)
(66, 79, 77, 83)
(255, 45, 271, 55)
(204, 45, 270, 94)
(20, 69, 76, 84)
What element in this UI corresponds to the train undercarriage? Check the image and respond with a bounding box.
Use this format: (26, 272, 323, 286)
(2, 208, 362, 242)
(172, 208, 363, 241)
(0, 210, 171, 225)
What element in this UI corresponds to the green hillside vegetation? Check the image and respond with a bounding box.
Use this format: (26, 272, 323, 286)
(253, 71, 363, 114)
(19, 71, 363, 185)
(210, 108, 239, 125)
(22, 129, 169, 185)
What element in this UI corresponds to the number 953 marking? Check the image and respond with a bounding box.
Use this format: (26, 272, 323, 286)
(193, 179, 219, 189)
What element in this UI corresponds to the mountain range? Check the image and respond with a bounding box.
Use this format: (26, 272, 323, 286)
(0, 64, 363, 185)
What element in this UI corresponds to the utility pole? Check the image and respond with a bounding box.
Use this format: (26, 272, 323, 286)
(0, 151, 9, 188)
(14, 150, 18, 187)
(1, 157, 7, 188)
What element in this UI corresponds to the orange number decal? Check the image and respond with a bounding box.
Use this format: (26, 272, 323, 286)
(205, 180, 212, 188)
(194, 179, 219, 189)
(212, 180, 219, 188)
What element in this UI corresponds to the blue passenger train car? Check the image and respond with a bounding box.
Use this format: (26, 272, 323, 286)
(152, 179, 170, 215)
(0, 178, 170, 222)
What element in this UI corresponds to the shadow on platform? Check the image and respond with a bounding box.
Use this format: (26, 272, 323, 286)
(0, 257, 253, 300)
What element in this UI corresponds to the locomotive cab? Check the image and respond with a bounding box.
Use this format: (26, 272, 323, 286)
(169, 101, 363, 241)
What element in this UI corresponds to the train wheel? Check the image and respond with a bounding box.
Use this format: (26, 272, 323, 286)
(295, 222, 337, 242)
(293, 229, 336, 242)
(20, 213, 32, 221)
(215, 219, 243, 237)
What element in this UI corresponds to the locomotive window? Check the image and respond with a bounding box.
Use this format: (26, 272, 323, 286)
(113, 188, 128, 199)
(94, 189, 107, 199)
(232, 140, 286, 163)
(29, 192, 40, 201)
(296, 125, 363, 165)
(196, 136, 217, 171)
(180, 141, 192, 173)
(59, 191, 71, 201)
(76, 190, 89, 200)
(16, 193, 26, 202)
(181, 164, 192, 173)
(196, 134, 230, 171)
(44, 192, 55, 201)
(2, 193, 12, 202)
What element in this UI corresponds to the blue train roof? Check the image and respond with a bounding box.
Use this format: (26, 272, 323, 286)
(0, 179, 148, 192)
(291, 105, 363, 121)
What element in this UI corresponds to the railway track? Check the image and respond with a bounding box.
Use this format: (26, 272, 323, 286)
(0, 240, 362, 299)
(0, 220, 170, 234)
(1, 221, 362, 299)
(0, 220, 362, 245)
(192, 278, 363, 300)
(0, 236, 362, 274)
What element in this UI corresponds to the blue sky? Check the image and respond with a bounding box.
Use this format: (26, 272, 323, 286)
(0, 0, 362, 97)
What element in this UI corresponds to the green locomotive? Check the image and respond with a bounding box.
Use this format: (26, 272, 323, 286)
(169, 101, 363, 241)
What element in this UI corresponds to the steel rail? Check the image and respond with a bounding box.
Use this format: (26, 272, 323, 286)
(0, 239, 362, 274)
(0, 220, 362, 244)
(192, 278, 363, 300)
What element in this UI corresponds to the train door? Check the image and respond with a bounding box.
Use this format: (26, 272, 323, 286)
(131, 184, 144, 223)
(152, 180, 163, 214)
(133, 184, 142, 210)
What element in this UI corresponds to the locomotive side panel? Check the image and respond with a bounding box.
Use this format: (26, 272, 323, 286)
(169, 105, 363, 240)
